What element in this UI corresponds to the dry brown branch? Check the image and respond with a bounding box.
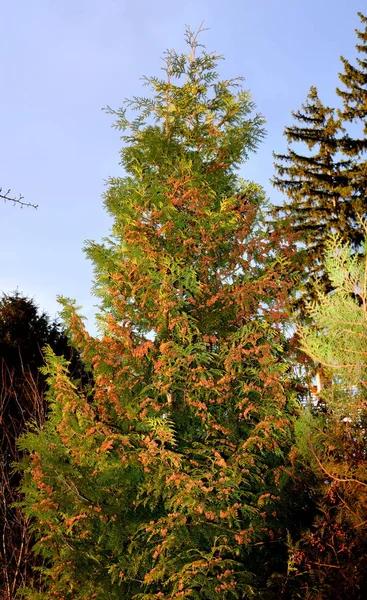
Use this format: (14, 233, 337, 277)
(310, 444, 367, 489)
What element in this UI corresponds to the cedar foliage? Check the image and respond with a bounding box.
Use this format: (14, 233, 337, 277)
(18, 29, 297, 599)
(273, 12, 367, 310)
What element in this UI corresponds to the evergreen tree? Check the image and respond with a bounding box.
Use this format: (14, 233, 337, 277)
(18, 29, 296, 600)
(273, 87, 351, 307)
(337, 12, 367, 229)
(0, 292, 86, 600)
(0, 292, 76, 376)
(273, 13, 367, 310)
(337, 13, 367, 143)
(287, 232, 367, 598)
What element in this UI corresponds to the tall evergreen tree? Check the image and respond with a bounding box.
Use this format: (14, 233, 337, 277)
(18, 29, 297, 600)
(273, 13, 367, 310)
(273, 87, 351, 306)
(337, 12, 367, 139)
(337, 12, 367, 226)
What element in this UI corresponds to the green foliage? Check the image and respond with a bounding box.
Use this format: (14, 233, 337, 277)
(299, 229, 367, 386)
(18, 27, 297, 599)
(286, 233, 367, 598)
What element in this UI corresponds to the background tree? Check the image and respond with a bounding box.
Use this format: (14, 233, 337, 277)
(18, 29, 298, 600)
(0, 292, 85, 600)
(337, 12, 367, 147)
(336, 11, 367, 242)
(273, 12, 367, 312)
(273, 88, 351, 308)
(286, 232, 367, 599)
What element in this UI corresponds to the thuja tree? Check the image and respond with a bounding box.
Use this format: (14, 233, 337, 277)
(287, 232, 367, 598)
(19, 29, 297, 600)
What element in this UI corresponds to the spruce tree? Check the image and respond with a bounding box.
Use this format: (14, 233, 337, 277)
(273, 13, 367, 310)
(337, 12, 367, 227)
(19, 29, 296, 599)
(337, 13, 367, 141)
(273, 87, 351, 306)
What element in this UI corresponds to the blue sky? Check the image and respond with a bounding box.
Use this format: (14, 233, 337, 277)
(0, 0, 362, 332)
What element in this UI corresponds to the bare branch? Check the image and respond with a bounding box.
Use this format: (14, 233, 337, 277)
(0, 188, 38, 210)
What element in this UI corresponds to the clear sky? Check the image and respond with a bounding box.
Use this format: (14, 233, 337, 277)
(0, 0, 363, 332)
